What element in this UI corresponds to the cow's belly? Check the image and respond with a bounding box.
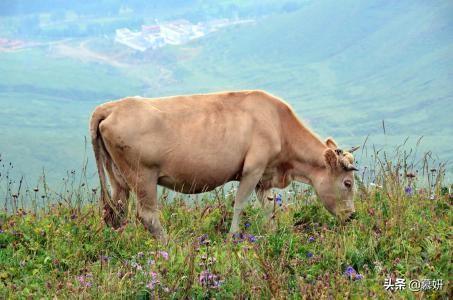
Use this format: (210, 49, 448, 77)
(157, 159, 242, 194)
(157, 176, 230, 194)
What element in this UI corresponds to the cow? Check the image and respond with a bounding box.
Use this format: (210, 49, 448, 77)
(90, 90, 358, 243)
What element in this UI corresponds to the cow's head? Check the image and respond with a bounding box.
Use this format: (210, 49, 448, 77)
(311, 138, 359, 222)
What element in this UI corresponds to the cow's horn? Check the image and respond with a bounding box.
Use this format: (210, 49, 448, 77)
(347, 165, 359, 171)
(341, 158, 359, 171)
(348, 146, 360, 153)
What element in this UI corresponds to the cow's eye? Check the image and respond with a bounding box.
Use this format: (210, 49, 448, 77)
(344, 180, 352, 189)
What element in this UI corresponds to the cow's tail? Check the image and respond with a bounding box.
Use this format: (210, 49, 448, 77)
(89, 104, 116, 214)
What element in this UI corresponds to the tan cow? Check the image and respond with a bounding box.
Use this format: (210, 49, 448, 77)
(90, 90, 358, 243)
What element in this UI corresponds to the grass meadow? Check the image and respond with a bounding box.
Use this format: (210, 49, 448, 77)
(0, 1, 452, 298)
(0, 143, 451, 299)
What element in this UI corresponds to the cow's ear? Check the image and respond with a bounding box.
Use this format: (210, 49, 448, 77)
(324, 148, 339, 169)
(325, 137, 338, 149)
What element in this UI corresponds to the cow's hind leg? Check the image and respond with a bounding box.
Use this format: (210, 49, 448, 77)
(134, 168, 167, 244)
(103, 161, 130, 229)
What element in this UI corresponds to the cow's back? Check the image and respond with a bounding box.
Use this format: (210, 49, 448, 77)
(97, 90, 286, 193)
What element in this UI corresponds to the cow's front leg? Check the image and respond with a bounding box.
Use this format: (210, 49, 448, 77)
(135, 169, 168, 244)
(230, 168, 264, 233)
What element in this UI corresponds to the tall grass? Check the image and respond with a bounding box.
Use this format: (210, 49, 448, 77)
(0, 139, 451, 299)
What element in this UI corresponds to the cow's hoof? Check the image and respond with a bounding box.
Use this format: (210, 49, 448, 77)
(103, 211, 122, 229)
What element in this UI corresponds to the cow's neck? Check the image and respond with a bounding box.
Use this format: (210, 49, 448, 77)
(283, 120, 327, 184)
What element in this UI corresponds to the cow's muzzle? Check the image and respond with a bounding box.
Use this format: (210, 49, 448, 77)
(344, 212, 357, 222)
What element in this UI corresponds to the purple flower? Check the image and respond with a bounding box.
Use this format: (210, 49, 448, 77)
(354, 274, 364, 280)
(199, 270, 222, 288)
(76, 274, 93, 287)
(404, 186, 413, 196)
(248, 234, 257, 243)
(146, 271, 160, 290)
(306, 252, 313, 258)
(275, 194, 283, 206)
(245, 222, 251, 228)
(344, 266, 357, 278)
(308, 236, 315, 243)
(147, 259, 155, 265)
(0, 229, 3, 234)
(232, 233, 258, 244)
(158, 251, 169, 261)
(198, 234, 209, 245)
(344, 266, 363, 280)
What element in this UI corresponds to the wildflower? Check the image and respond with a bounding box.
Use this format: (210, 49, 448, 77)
(198, 234, 209, 245)
(404, 186, 413, 196)
(275, 194, 283, 206)
(199, 270, 222, 288)
(207, 257, 217, 264)
(308, 236, 315, 243)
(344, 266, 363, 280)
(344, 266, 357, 278)
(76, 274, 93, 288)
(70, 213, 77, 220)
(248, 234, 257, 243)
(146, 271, 160, 290)
(131, 261, 143, 271)
(406, 172, 416, 179)
(354, 274, 364, 280)
(429, 194, 435, 200)
(137, 252, 144, 259)
(306, 252, 313, 258)
(0, 229, 3, 234)
(158, 251, 169, 260)
(146, 279, 160, 290)
(147, 259, 155, 265)
(245, 222, 251, 228)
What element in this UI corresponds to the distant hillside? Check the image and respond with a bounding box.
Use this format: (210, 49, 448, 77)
(142, 0, 452, 169)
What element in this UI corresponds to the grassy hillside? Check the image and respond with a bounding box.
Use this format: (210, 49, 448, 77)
(0, 150, 451, 298)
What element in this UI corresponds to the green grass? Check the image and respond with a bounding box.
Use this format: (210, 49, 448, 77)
(0, 151, 451, 299)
